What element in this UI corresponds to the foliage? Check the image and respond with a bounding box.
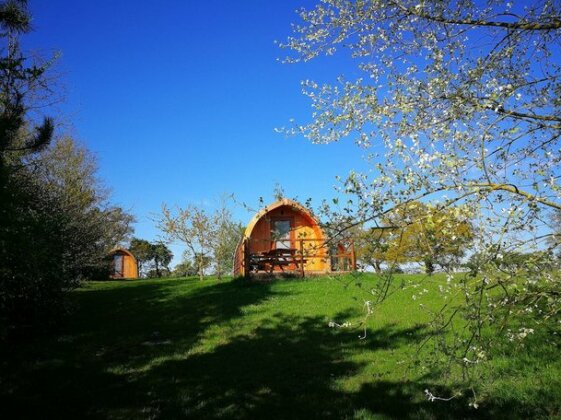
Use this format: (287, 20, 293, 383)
(354, 226, 399, 272)
(389, 202, 473, 273)
(212, 200, 244, 279)
(159, 199, 242, 280)
(466, 249, 557, 276)
(152, 242, 173, 278)
(129, 238, 154, 276)
(0, 1, 54, 164)
(0, 3, 133, 334)
(146, 267, 171, 279)
(159, 204, 216, 281)
(355, 202, 472, 273)
(129, 238, 173, 278)
(1, 136, 133, 332)
(35, 137, 134, 276)
(549, 210, 561, 257)
(193, 253, 212, 274)
(171, 256, 198, 277)
(282, 0, 561, 400)
(0, 0, 55, 333)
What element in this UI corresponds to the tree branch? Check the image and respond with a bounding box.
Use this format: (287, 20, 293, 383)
(468, 182, 561, 210)
(391, 1, 561, 31)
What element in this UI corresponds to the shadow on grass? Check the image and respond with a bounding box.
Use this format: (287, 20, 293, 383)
(0, 277, 547, 419)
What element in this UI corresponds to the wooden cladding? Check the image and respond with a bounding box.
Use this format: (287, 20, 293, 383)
(233, 198, 355, 278)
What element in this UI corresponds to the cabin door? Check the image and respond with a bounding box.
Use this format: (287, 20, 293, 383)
(114, 254, 124, 278)
(272, 219, 291, 249)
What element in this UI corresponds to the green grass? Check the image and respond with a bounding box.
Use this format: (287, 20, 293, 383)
(1, 274, 560, 419)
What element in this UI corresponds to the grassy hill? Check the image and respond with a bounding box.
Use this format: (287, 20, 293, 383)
(1, 274, 559, 419)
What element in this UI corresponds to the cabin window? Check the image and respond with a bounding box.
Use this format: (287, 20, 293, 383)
(272, 220, 291, 249)
(114, 254, 124, 277)
(330, 245, 350, 271)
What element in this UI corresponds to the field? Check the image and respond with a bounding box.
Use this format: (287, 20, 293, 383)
(1, 274, 560, 419)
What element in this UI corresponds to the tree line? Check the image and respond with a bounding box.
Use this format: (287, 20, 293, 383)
(0, 1, 133, 337)
(124, 198, 243, 281)
(128, 239, 173, 278)
(352, 201, 473, 274)
(0, 0, 248, 337)
(157, 200, 244, 281)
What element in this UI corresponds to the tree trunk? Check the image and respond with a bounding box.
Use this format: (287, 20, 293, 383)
(155, 257, 161, 278)
(198, 255, 204, 281)
(424, 257, 434, 276)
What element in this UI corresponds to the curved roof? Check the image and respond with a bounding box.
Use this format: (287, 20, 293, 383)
(109, 247, 137, 262)
(243, 198, 325, 239)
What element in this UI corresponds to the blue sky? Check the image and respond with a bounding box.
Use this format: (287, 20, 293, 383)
(23, 1, 368, 263)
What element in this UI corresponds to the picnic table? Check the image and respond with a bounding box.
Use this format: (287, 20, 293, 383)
(249, 248, 307, 273)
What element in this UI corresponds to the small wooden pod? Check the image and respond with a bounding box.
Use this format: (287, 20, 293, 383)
(108, 248, 138, 279)
(234, 198, 335, 277)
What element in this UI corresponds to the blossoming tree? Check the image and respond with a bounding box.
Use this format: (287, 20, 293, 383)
(281, 0, 561, 395)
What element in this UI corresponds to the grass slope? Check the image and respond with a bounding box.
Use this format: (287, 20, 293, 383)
(1, 274, 560, 419)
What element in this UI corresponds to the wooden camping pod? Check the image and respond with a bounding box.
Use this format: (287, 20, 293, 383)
(233, 198, 355, 277)
(108, 248, 138, 279)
